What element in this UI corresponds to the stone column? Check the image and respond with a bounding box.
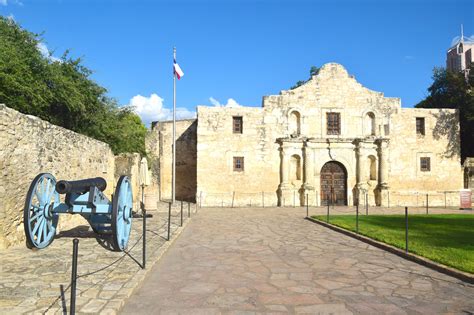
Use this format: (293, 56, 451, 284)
(303, 142, 314, 189)
(278, 141, 293, 206)
(280, 145, 289, 188)
(376, 139, 389, 189)
(353, 139, 366, 205)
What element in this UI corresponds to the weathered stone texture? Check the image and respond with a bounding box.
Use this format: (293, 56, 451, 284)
(115, 153, 142, 209)
(193, 63, 463, 207)
(0, 104, 115, 249)
(149, 119, 197, 202)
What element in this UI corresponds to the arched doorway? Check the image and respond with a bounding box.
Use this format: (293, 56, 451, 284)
(320, 161, 347, 205)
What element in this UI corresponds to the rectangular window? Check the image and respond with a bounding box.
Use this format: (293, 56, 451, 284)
(233, 157, 244, 172)
(233, 116, 243, 134)
(420, 157, 431, 172)
(416, 117, 425, 136)
(327, 112, 341, 135)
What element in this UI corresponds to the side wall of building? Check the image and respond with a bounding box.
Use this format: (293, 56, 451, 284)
(151, 119, 197, 202)
(389, 108, 463, 206)
(0, 105, 115, 249)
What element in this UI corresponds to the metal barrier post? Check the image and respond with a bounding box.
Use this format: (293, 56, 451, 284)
(327, 194, 330, 223)
(426, 194, 428, 214)
(365, 193, 368, 215)
(405, 206, 408, 253)
(180, 201, 183, 227)
(306, 193, 309, 218)
(188, 202, 190, 218)
(142, 205, 146, 269)
(70, 239, 79, 315)
(167, 202, 171, 241)
(356, 204, 359, 233)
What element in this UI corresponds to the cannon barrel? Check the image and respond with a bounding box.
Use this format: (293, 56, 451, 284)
(56, 177, 107, 194)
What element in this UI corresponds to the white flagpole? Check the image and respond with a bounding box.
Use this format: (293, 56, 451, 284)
(172, 47, 176, 204)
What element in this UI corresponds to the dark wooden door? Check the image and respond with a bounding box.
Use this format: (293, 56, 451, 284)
(321, 162, 347, 206)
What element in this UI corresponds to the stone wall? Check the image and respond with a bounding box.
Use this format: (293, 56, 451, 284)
(0, 105, 115, 249)
(194, 63, 463, 207)
(148, 119, 197, 202)
(114, 153, 142, 209)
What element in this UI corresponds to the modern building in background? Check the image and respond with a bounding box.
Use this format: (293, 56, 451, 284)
(447, 26, 474, 78)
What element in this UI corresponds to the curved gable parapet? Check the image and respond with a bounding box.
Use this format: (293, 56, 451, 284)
(262, 63, 401, 111)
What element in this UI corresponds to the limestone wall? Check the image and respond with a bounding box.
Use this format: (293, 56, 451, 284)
(114, 153, 142, 209)
(149, 119, 197, 202)
(195, 63, 464, 207)
(0, 104, 115, 249)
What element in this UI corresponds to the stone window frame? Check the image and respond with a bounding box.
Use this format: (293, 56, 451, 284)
(233, 156, 244, 172)
(416, 117, 425, 136)
(233, 116, 243, 134)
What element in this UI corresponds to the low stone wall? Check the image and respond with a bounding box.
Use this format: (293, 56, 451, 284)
(0, 104, 115, 249)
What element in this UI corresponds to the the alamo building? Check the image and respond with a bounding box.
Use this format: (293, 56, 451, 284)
(149, 63, 463, 207)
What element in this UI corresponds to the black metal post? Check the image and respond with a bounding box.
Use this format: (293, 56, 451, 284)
(70, 238, 79, 315)
(365, 193, 368, 215)
(388, 191, 390, 208)
(188, 202, 190, 218)
(327, 194, 330, 223)
(356, 204, 359, 233)
(426, 194, 428, 214)
(180, 200, 183, 227)
(405, 206, 408, 253)
(306, 194, 309, 218)
(167, 202, 171, 241)
(142, 206, 146, 269)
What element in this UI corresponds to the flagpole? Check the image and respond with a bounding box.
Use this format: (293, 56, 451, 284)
(172, 47, 176, 204)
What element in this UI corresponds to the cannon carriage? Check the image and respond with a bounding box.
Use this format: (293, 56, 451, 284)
(23, 173, 133, 251)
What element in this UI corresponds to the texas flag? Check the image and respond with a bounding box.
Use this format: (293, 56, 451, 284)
(174, 58, 184, 80)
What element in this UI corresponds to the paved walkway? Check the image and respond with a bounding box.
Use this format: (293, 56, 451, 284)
(122, 207, 474, 314)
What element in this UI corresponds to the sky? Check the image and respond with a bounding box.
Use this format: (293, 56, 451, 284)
(1, 0, 473, 127)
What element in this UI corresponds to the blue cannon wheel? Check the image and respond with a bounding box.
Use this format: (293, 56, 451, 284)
(111, 175, 133, 251)
(23, 173, 59, 249)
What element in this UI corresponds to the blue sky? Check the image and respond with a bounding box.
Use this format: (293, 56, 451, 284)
(1, 0, 472, 126)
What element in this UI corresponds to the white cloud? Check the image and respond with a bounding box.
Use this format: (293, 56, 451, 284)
(129, 93, 196, 127)
(36, 42, 61, 62)
(208, 97, 242, 108)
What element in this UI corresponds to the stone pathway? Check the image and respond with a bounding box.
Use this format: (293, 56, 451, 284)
(0, 202, 195, 314)
(121, 207, 474, 314)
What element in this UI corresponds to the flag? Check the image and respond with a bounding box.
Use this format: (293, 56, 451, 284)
(174, 58, 184, 80)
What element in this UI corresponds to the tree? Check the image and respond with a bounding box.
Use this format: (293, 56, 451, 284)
(416, 67, 474, 161)
(290, 66, 320, 89)
(0, 16, 146, 155)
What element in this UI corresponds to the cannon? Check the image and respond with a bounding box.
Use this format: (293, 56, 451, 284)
(23, 173, 133, 251)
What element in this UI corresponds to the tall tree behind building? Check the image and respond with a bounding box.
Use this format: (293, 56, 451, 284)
(416, 67, 474, 162)
(0, 16, 146, 156)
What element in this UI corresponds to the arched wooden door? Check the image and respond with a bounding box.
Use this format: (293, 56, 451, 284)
(320, 161, 347, 206)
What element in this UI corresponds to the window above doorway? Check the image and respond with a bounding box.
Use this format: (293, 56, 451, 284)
(416, 117, 425, 136)
(420, 157, 431, 172)
(327, 112, 341, 135)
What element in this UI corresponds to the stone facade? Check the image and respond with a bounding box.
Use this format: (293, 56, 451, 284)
(148, 119, 197, 202)
(0, 104, 116, 249)
(159, 63, 462, 207)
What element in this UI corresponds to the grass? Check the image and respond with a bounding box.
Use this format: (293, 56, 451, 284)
(311, 214, 474, 274)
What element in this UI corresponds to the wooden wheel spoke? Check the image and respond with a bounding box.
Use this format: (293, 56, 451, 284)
(30, 212, 41, 223)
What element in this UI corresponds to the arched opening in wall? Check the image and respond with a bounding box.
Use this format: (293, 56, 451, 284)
(365, 112, 376, 136)
(320, 161, 347, 206)
(368, 155, 377, 180)
(290, 154, 301, 182)
(289, 111, 301, 136)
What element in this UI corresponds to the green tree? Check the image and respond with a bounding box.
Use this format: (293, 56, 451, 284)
(290, 66, 320, 89)
(416, 67, 474, 161)
(0, 16, 146, 155)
